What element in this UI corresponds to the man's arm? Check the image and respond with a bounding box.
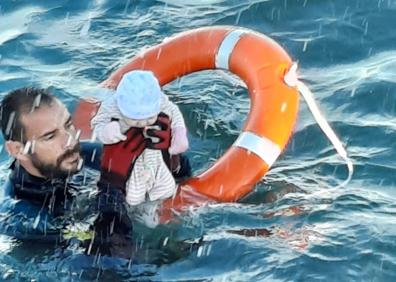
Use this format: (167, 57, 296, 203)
(87, 127, 146, 258)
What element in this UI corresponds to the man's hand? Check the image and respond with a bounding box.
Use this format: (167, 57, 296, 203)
(99, 127, 146, 190)
(145, 112, 171, 150)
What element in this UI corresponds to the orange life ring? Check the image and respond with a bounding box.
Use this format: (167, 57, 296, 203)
(73, 26, 299, 220)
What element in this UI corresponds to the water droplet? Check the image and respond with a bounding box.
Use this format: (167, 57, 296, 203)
(33, 213, 40, 229)
(23, 141, 31, 155)
(80, 18, 91, 37)
(156, 48, 162, 60)
(219, 185, 223, 196)
(5, 111, 15, 137)
(90, 149, 97, 162)
(123, 0, 131, 15)
(64, 12, 70, 24)
(31, 94, 41, 112)
(303, 41, 308, 52)
(281, 102, 287, 112)
(77, 158, 84, 171)
(66, 134, 73, 147)
(75, 129, 81, 141)
(197, 246, 203, 257)
(235, 10, 242, 25)
(90, 131, 97, 142)
(351, 87, 356, 97)
(31, 140, 36, 154)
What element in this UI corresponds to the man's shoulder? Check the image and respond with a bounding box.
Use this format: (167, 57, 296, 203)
(80, 141, 102, 171)
(0, 174, 45, 212)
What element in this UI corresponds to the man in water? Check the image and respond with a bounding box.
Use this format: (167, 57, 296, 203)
(0, 87, 188, 259)
(0, 86, 305, 264)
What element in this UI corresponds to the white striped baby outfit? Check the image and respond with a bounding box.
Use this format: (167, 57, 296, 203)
(91, 93, 185, 206)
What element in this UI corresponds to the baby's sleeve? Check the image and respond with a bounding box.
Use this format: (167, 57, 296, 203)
(160, 94, 186, 129)
(91, 96, 119, 142)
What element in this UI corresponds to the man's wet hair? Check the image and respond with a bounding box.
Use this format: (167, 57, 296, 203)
(0, 87, 56, 142)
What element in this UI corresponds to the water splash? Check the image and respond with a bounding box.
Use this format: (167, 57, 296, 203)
(80, 17, 91, 37)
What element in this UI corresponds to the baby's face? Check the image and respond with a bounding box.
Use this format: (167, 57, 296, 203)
(124, 115, 158, 128)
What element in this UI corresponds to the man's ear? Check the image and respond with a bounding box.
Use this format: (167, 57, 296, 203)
(5, 140, 30, 161)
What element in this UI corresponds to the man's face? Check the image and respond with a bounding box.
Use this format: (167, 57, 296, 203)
(21, 100, 82, 178)
(123, 115, 158, 128)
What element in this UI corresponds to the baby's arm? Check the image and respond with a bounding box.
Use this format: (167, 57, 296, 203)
(91, 97, 126, 144)
(160, 95, 189, 154)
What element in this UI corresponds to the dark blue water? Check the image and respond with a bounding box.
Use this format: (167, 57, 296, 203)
(1, 0, 396, 281)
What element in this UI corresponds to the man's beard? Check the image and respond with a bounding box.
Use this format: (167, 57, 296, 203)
(30, 143, 82, 179)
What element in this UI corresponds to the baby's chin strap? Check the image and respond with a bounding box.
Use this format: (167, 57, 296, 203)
(284, 63, 353, 188)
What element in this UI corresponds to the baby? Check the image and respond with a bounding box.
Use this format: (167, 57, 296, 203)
(91, 70, 189, 207)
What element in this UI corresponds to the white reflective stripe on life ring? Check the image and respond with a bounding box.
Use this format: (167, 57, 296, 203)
(233, 131, 281, 167)
(215, 29, 246, 70)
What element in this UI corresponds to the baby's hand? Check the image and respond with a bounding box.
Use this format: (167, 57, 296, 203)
(99, 121, 127, 144)
(169, 127, 189, 155)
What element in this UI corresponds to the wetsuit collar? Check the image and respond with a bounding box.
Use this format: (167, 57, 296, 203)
(9, 161, 73, 215)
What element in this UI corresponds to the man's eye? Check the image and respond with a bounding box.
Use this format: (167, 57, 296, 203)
(44, 134, 54, 141)
(67, 122, 74, 129)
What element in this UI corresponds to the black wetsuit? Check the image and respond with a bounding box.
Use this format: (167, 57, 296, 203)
(0, 142, 102, 241)
(0, 141, 192, 259)
(0, 142, 127, 249)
